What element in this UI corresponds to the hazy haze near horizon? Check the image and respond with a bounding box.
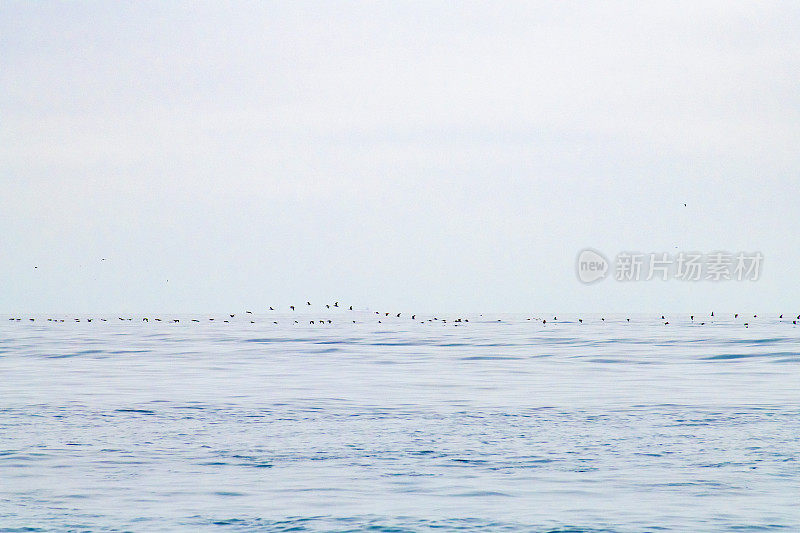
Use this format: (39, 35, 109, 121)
(2, 2, 799, 313)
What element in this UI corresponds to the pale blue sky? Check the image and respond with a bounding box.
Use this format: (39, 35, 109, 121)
(2, 1, 799, 314)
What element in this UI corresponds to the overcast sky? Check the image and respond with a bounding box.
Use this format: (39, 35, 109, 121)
(2, 1, 799, 314)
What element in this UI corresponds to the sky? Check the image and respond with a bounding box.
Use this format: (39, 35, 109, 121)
(2, 1, 799, 314)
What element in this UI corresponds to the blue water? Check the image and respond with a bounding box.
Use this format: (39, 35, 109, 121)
(1, 312, 799, 532)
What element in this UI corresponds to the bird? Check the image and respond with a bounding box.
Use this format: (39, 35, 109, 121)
(411, 315, 416, 320)
(306, 301, 311, 306)
(326, 304, 330, 309)
(349, 306, 353, 310)
(691, 315, 694, 321)
(246, 311, 252, 314)
(290, 306, 295, 311)
(334, 302, 339, 307)
(269, 307, 274, 311)
(578, 319, 583, 323)
(230, 314, 235, 318)
(396, 313, 401, 318)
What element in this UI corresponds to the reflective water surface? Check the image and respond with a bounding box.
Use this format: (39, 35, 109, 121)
(1, 313, 798, 532)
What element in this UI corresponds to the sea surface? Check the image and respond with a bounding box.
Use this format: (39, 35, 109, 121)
(1, 312, 799, 532)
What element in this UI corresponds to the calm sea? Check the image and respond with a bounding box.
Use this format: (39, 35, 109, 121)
(1, 312, 798, 532)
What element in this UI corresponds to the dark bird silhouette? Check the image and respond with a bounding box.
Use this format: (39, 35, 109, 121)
(396, 313, 401, 318)
(349, 306, 353, 310)
(290, 306, 295, 311)
(246, 311, 252, 314)
(412, 315, 415, 319)
(230, 314, 235, 318)
(578, 319, 583, 323)
(269, 307, 274, 310)
(334, 302, 339, 307)
(307, 301, 311, 306)
(192, 319, 199, 322)
(326, 304, 330, 309)
(735, 313, 738, 318)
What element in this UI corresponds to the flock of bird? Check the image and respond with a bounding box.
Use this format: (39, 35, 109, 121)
(4, 303, 800, 328)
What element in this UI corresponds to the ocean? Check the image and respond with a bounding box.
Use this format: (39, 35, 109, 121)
(1, 312, 798, 532)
